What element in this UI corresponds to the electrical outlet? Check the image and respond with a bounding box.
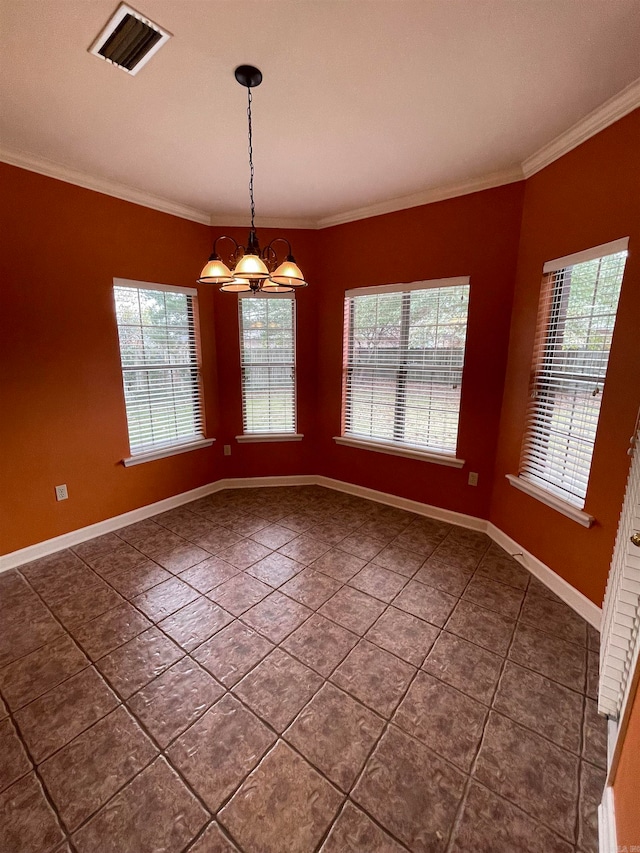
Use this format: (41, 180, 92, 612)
(468, 472, 478, 487)
(223, 445, 231, 456)
(55, 484, 68, 501)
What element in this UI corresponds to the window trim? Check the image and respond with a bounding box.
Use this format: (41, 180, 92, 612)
(341, 276, 470, 457)
(506, 473, 595, 527)
(238, 291, 297, 437)
(113, 278, 208, 463)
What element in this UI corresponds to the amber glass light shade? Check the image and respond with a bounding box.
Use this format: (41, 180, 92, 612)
(233, 252, 270, 280)
(197, 257, 236, 285)
(269, 258, 307, 288)
(261, 280, 295, 293)
(220, 279, 252, 293)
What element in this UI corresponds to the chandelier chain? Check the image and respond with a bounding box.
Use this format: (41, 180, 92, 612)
(247, 87, 255, 232)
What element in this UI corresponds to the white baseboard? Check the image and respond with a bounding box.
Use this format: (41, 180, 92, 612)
(598, 785, 617, 853)
(486, 522, 601, 629)
(0, 474, 603, 632)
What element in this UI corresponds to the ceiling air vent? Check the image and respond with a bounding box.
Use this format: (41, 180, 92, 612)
(89, 4, 171, 75)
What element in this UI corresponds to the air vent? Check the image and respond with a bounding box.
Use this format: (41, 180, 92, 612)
(89, 4, 171, 75)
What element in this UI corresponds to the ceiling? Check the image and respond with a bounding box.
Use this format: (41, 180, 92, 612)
(1, 0, 639, 227)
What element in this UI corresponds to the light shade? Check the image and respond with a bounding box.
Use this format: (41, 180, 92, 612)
(198, 257, 236, 285)
(220, 278, 252, 293)
(261, 280, 295, 293)
(233, 252, 270, 280)
(269, 258, 307, 288)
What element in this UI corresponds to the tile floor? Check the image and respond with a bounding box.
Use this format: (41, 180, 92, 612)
(0, 485, 607, 853)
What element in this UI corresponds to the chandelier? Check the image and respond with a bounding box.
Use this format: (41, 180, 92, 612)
(198, 65, 308, 293)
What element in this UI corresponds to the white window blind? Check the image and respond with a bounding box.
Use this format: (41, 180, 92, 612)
(342, 279, 470, 455)
(239, 294, 296, 434)
(519, 241, 628, 508)
(599, 418, 640, 720)
(113, 280, 205, 455)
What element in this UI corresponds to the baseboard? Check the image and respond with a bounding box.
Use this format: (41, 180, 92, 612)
(598, 785, 617, 853)
(315, 476, 486, 531)
(486, 522, 601, 630)
(0, 474, 603, 632)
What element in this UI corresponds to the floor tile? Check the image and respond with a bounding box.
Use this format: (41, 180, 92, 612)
(87, 545, 149, 576)
(282, 613, 359, 676)
(279, 534, 332, 564)
(520, 592, 587, 646)
(105, 560, 172, 598)
(132, 577, 200, 622)
(413, 557, 472, 597)
(280, 568, 342, 608)
(587, 624, 600, 651)
(208, 573, 272, 616)
(250, 523, 298, 550)
(312, 547, 367, 582)
(493, 660, 583, 752)
(127, 657, 223, 748)
(337, 532, 387, 562)
(226, 515, 271, 537)
(582, 698, 607, 769)
(395, 671, 486, 771)
(474, 711, 579, 841)
(0, 593, 65, 669)
(352, 725, 466, 852)
(219, 741, 342, 853)
(366, 606, 440, 666)
(284, 682, 384, 790)
(179, 556, 241, 593)
(193, 526, 244, 554)
(449, 782, 574, 853)
(320, 801, 406, 852)
(462, 576, 524, 618)
(278, 510, 318, 533)
(159, 597, 233, 651)
(306, 520, 354, 545)
(22, 562, 101, 606)
(0, 633, 88, 710)
(422, 630, 503, 704)
(0, 773, 64, 853)
(245, 551, 303, 587)
(0, 718, 31, 792)
(192, 621, 274, 687)
(319, 585, 386, 635)
(96, 627, 183, 698)
(349, 563, 407, 602)
(392, 526, 443, 557)
(187, 822, 240, 852)
(509, 622, 586, 692)
(72, 602, 152, 660)
(234, 648, 323, 732)
(393, 579, 457, 627)
(14, 666, 119, 763)
(216, 539, 272, 570)
(578, 760, 605, 852)
(356, 519, 397, 545)
(72, 757, 208, 853)
(475, 545, 530, 590)
(71, 534, 126, 562)
(446, 599, 516, 655)
(586, 650, 599, 700)
(241, 590, 313, 643)
(167, 694, 275, 811)
(40, 705, 157, 831)
(331, 639, 415, 717)
(372, 543, 425, 577)
(430, 537, 485, 571)
(46, 581, 124, 631)
(153, 543, 210, 573)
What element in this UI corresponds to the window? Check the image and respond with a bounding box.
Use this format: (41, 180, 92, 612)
(340, 278, 470, 461)
(517, 238, 628, 511)
(238, 293, 297, 436)
(113, 279, 210, 463)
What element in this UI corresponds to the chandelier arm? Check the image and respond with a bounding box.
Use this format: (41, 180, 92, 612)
(212, 234, 241, 259)
(264, 237, 293, 260)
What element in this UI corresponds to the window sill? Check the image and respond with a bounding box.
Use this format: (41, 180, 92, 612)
(505, 474, 595, 528)
(333, 435, 465, 468)
(236, 433, 304, 443)
(123, 438, 215, 467)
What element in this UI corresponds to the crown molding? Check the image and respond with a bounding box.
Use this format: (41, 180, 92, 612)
(315, 167, 525, 229)
(0, 147, 211, 225)
(522, 76, 640, 178)
(209, 213, 319, 230)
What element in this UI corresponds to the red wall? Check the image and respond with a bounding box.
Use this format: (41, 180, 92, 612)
(614, 683, 640, 848)
(490, 109, 640, 605)
(314, 183, 526, 519)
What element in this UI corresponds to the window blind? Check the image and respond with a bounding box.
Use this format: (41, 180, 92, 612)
(519, 242, 628, 507)
(239, 294, 296, 434)
(113, 282, 204, 455)
(342, 280, 470, 454)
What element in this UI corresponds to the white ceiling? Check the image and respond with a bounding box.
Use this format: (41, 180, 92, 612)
(1, 0, 639, 227)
